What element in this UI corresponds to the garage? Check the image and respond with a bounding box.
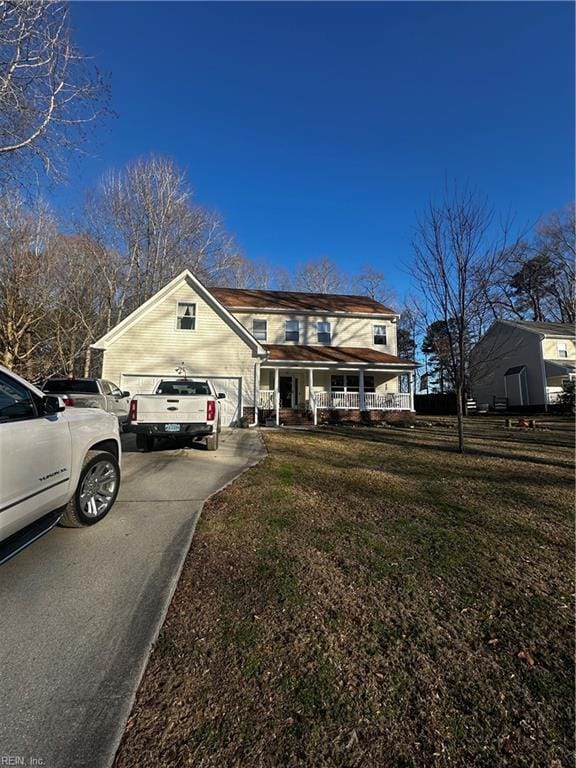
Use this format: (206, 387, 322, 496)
(120, 373, 242, 426)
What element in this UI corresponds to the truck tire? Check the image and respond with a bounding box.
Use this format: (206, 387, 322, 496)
(59, 450, 120, 528)
(136, 434, 154, 452)
(206, 431, 219, 451)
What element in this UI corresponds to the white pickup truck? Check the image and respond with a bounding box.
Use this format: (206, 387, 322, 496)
(0, 365, 122, 564)
(126, 378, 224, 452)
(43, 378, 131, 425)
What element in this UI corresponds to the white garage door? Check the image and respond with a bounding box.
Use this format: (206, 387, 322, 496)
(120, 373, 242, 426)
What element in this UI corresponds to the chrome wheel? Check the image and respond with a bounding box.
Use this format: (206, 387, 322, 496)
(79, 460, 118, 518)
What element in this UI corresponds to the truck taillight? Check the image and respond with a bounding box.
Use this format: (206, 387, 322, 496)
(129, 399, 138, 421)
(207, 400, 216, 421)
(63, 397, 75, 407)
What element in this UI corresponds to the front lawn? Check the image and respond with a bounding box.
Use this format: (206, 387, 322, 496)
(115, 417, 574, 768)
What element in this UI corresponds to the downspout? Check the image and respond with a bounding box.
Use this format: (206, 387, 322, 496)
(249, 359, 259, 427)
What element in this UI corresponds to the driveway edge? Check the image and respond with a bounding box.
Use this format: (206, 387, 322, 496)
(105, 429, 267, 767)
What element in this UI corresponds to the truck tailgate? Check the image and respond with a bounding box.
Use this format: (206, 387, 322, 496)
(135, 395, 208, 423)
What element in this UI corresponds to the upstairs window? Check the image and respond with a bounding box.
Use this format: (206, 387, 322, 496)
(317, 321, 331, 344)
(252, 319, 267, 341)
(177, 302, 196, 330)
(557, 342, 568, 359)
(285, 320, 300, 342)
(373, 324, 387, 345)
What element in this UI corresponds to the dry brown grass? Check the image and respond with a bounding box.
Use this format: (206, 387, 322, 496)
(114, 416, 575, 768)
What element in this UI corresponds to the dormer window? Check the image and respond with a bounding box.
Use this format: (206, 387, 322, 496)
(317, 321, 331, 344)
(285, 320, 300, 342)
(176, 302, 196, 330)
(558, 342, 568, 359)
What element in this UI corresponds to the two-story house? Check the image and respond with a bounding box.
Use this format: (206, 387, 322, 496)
(470, 320, 575, 409)
(92, 269, 417, 425)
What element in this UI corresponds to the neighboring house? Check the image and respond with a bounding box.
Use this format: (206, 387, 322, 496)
(470, 320, 575, 409)
(92, 269, 417, 426)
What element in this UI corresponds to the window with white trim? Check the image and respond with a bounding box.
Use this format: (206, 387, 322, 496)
(557, 342, 568, 359)
(176, 302, 196, 330)
(331, 374, 375, 393)
(252, 319, 267, 341)
(373, 325, 387, 345)
(285, 320, 300, 342)
(317, 321, 331, 344)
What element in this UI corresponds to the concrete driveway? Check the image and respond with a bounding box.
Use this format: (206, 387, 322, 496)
(0, 428, 266, 768)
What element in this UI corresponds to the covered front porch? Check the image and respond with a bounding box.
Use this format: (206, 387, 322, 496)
(258, 364, 415, 426)
(544, 359, 575, 405)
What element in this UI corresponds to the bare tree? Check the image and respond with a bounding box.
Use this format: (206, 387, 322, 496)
(80, 155, 239, 319)
(0, 191, 58, 378)
(352, 265, 397, 307)
(0, 0, 109, 186)
(534, 203, 575, 323)
(411, 184, 515, 453)
(294, 256, 346, 293)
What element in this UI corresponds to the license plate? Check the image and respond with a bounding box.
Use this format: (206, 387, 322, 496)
(164, 423, 181, 432)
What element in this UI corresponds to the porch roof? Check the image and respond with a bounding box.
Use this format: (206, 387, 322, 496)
(263, 344, 416, 367)
(544, 359, 576, 377)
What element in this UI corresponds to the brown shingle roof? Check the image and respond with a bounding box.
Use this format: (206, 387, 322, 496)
(210, 287, 397, 315)
(264, 344, 415, 366)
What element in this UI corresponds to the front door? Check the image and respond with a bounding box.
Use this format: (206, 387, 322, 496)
(279, 376, 293, 408)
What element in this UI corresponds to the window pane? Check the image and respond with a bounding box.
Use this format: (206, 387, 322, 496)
(331, 375, 345, 391)
(0, 373, 35, 421)
(44, 379, 99, 394)
(346, 375, 359, 392)
(374, 325, 387, 344)
(317, 321, 331, 343)
(285, 320, 299, 342)
(177, 302, 196, 330)
(364, 375, 375, 393)
(253, 319, 267, 340)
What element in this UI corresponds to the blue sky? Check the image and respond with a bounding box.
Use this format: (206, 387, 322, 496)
(65, 1, 574, 296)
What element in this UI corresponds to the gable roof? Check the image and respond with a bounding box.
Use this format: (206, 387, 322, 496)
(504, 320, 575, 338)
(91, 270, 266, 354)
(210, 287, 397, 315)
(264, 344, 416, 366)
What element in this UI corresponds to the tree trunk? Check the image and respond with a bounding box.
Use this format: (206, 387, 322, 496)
(83, 346, 92, 378)
(456, 380, 465, 453)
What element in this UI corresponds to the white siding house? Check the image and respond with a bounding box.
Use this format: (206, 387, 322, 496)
(92, 270, 418, 426)
(470, 320, 575, 409)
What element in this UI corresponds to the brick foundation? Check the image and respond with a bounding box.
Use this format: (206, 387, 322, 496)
(317, 409, 415, 425)
(242, 407, 256, 424)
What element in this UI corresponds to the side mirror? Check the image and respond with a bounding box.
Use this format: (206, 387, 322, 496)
(217, 392, 226, 399)
(43, 395, 65, 414)
(122, 391, 130, 398)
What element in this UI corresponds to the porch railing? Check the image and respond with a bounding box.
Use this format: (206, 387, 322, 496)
(258, 389, 275, 409)
(313, 391, 411, 411)
(364, 392, 411, 410)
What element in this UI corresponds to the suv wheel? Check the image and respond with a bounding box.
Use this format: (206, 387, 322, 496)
(59, 450, 120, 528)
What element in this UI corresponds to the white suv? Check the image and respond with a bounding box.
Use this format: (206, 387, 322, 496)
(0, 366, 122, 564)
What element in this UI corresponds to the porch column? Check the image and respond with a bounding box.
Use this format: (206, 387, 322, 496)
(359, 368, 366, 411)
(409, 372, 415, 412)
(274, 367, 280, 426)
(308, 368, 317, 426)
